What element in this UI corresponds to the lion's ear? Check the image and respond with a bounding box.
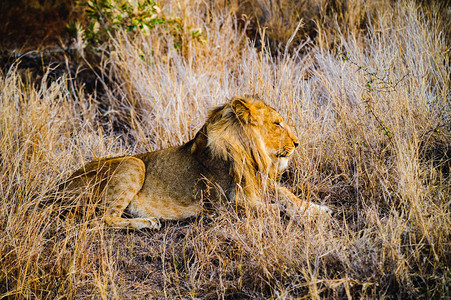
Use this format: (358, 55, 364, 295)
(231, 97, 257, 124)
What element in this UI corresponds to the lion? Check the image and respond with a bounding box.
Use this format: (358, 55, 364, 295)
(61, 96, 331, 229)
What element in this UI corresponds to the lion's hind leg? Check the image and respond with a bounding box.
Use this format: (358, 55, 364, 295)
(103, 157, 160, 230)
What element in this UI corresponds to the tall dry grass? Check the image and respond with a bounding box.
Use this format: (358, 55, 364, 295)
(1, 0, 449, 298)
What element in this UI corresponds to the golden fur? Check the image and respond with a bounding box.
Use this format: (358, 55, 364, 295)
(62, 96, 331, 229)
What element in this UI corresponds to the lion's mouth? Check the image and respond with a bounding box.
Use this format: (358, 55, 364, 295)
(275, 146, 295, 158)
(275, 151, 293, 158)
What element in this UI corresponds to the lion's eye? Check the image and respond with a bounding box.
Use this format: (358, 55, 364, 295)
(274, 122, 283, 128)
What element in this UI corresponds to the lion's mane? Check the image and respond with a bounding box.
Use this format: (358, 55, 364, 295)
(192, 96, 278, 203)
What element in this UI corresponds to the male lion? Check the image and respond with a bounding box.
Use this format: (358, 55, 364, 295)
(62, 96, 331, 229)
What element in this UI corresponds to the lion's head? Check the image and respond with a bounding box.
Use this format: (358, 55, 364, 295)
(191, 96, 299, 203)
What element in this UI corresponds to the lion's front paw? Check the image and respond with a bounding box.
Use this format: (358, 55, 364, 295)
(316, 204, 333, 216)
(294, 203, 333, 218)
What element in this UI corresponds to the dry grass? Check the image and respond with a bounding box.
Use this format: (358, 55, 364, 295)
(1, 0, 450, 298)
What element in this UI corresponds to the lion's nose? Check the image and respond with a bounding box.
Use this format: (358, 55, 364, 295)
(293, 141, 299, 148)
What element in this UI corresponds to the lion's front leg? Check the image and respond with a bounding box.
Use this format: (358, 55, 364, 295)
(275, 185, 332, 217)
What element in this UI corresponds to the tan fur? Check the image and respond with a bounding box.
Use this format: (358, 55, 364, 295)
(62, 96, 331, 229)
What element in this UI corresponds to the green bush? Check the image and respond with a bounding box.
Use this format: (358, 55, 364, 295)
(73, 0, 205, 48)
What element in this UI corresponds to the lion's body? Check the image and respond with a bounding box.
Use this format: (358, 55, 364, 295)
(63, 96, 330, 229)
